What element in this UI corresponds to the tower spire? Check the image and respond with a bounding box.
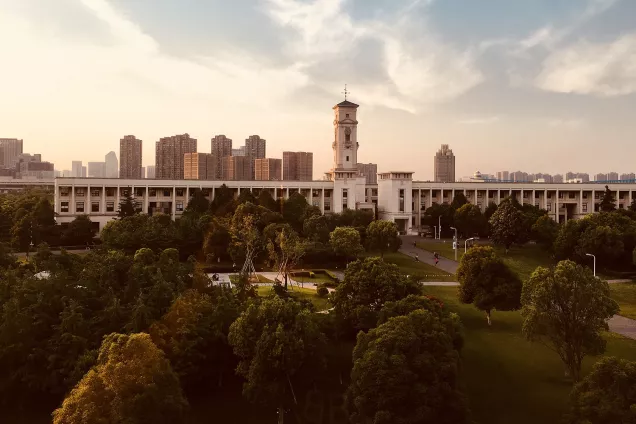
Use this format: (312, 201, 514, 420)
(342, 84, 349, 101)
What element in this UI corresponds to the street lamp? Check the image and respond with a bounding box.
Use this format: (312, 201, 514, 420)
(450, 227, 458, 261)
(438, 216, 441, 239)
(465, 237, 479, 253)
(433, 226, 437, 240)
(586, 253, 596, 277)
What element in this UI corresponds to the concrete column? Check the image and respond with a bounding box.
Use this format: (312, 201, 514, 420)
(171, 187, 176, 219)
(71, 184, 76, 214)
(440, 188, 444, 205)
(321, 188, 325, 214)
(144, 186, 149, 213)
(212, 186, 215, 203)
(286, 187, 290, 199)
(556, 190, 559, 223)
(579, 189, 583, 217)
(451, 188, 455, 203)
(418, 189, 422, 230)
(475, 189, 478, 208)
(116, 185, 121, 214)
(429, 188, 433, 208)
(54, 179, 59, 215)
(87, 183, 91, 215)
(497, 190, 501, 204)
(101, 184, 106, 215)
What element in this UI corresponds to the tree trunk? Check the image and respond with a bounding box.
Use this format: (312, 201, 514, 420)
(278, 406, 284, 424)
(485, 310, 492, 326)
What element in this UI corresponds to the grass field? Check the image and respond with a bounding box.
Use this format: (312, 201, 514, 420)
(257, 285, 330, 311)
(380, 252, 456, 281)
(610, 282, 636, 320)
(421, 285, 636, 424)
(290, 271, 336, 284)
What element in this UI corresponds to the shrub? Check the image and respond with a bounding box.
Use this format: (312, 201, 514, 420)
(317, 285, 329, 298)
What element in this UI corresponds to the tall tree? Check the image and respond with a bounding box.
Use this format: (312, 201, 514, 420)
(599, 185, 616, 212)
(237, 189, 257, 205)
(451, 192, 469, 211)
(457, 246, 522, 325)
(209, 184, 236, 216)
(365, 220, 401, 257)
(531, 215, 559, 248)
(303, 214, 330, 243)
(258, 189, 279, 212)
(331, 257, 421, 332)
(203, 217, 231, 262)
(282, 192, 309, 232)
(266, 227, 307, 289)
(329, 226, 364, 261)
(184, 189, 210, 216)
(521, 260, 619, 381)
(52, 333, 188, 424)
(228, 297, 326, 422)
(489, 197, 525, 252)
(117, 188, 137, 219)
(568, 356, 636, 424)
(63, 215, 95, 246)
(347, 309, 468, 424)
(454, 203, 485, 238)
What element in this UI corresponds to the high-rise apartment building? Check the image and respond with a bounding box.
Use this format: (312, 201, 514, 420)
(211, 135, 232, 180)
(184, 153, 215, 180)
(87, 162, 106, 178)
(621, 172, 636, 180)
(141, 167, 146, 179)
(223, 156, 251, 181)
(357, 163, 378, 184)
(72, 161, 83, 177)
(15, 154, 54, 179)
(244, 135, 266, 180)
(120, 135, 143, 179)
(232, 146, 246, 157)
(496, 171, 510, 181)
(105, 151, 118, 178)
(155, 134, 197, 179)
(81, 166, 87, 178)
(146, 165, 156, 179)
(553, 174, 564, 183)
(434, 144, 455, 183)
(595, 173, 607, 182)
(283, 151, 313, 181)
(0, 138, 23, 169)
(255, 158, 282, 181)
(607, 172, 619, 181)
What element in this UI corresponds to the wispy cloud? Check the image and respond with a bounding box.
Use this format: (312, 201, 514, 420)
(458, 116, 501, 125)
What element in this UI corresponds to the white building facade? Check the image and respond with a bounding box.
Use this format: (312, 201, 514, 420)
(52, 99, 636, 234)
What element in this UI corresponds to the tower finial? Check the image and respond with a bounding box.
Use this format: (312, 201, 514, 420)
(342, 84, 349, 101)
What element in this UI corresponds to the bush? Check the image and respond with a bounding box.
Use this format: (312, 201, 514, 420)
(317, 285, 329, 298)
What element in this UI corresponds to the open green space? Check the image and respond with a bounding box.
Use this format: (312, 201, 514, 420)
(421, 285, 636, 424)
(290, 270, 337, 284)
(380, 252, 455, 281)
(609, 282, 636, 320)
(257, 285, 330, 312)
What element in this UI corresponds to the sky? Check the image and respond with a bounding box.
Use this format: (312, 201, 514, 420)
(1, 0, 636, 180)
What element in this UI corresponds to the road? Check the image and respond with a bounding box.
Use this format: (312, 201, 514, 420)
(400, 236, 636, 341)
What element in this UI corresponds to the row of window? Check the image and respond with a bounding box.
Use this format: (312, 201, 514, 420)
(62, 188, 336, 198)
(60, 201, 185, 213)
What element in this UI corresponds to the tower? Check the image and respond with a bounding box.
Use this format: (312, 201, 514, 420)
(332, 99, 359, 172)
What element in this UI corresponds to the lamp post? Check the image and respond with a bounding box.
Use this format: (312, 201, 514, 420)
(450, 227, 458, 261)
(433, 226, 437, 240)
(438, 216, 441, 239)
(586, 253, 596, 277)
(465, 237, 479, 253)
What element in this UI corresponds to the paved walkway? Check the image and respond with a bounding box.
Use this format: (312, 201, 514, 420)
(401, 236, 636, 341)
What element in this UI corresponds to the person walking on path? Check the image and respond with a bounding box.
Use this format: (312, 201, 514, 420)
(433, 252, 439, 266)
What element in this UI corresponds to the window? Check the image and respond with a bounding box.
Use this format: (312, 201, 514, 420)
(547, 203, 552, 211)
(534, 192, 540, 198)
(523, 192, 529, 198)
(176, 201, 184, 212)
(122, 189, 129, 196)
(346, 156, 349, 162)
(342, 189, 348, 198)
(547, 193, 552, 199)
(583, 193, 588, 199)
(569, 192, 575, 199)
(61, 202, 69, 212)
(91, 202, 99, 212)
(346, 113, 349, 118)
(76, 188, 85, 197)
(558, 192, 564, 199)
(619, 204, 625, 209)
(135, 188, 144, 197)
(76, 202, 84, 212)
(399, 189, 405, 213)
(582, 204, 588, 212)
(91, 189, 100, 197)
(324, 203, 331, 211)
(149, 189, 156, 197)
(372, 189, 378, 196)
(477, 203, 482, 208)
(106, 201, 114, 212)
(595, 192, 600, 200)
(477, 192, 483, 198)
(163, 189, 171, 196)
(619, 193, 625, 200)
(176, 189, 184, 196)
(106, 188, 115, 196)
(60, 188, 69, 196)
(345, 134, 351, 142)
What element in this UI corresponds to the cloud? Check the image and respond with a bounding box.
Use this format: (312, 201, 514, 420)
(536, 33, 636, 96)
(547, 118, 585, 129)
(458, 116, 501, 125)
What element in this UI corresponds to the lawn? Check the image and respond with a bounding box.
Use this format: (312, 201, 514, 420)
(290, 270, 336, 284)
(257, 285, 330, 312)
(421, 285, 636, 424)
(381, 252, 456, 281)
(610, 282, 636, 320)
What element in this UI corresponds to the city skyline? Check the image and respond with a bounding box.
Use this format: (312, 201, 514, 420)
(2, 0, 636, 179)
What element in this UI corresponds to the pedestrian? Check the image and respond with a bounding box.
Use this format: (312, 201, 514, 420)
(415, 254, 419, 262)
(434, 252, 439, 266)
(413, 241, 416, 248)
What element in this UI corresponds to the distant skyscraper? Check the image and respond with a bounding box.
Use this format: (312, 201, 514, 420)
(146, 165, 156, 179)
(357, 163, 378, 184)
(72, 161, 83, 177)
(81, 166, 87, 178)
(155, 134, 197, 179)
(105, 151, 118, 178)
(553, 174, 564, 183)
(0, 138, 23, 169)
(607, 172, 619, 181)
(141, 167, 146, 179)
(496, 171, 510, 181)
(87, 162, 106, 178)
(223, 156, 251, 181)
(62, 170, 72, 177)
(621, 172, 635, 181)
(16, 153, 54, 179)
(283, 152, 313, 181)
(434, 144, 455, 183)
(595, 173, 607, 182)
(211, 135, 232, 180)
(255, 158, 282, 181)
(231, 146, 246, 156)
(120, 135, 142, 179)
(184, 153, 215, 180)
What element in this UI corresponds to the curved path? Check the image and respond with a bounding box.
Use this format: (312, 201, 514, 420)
(400, 236, 636, 341)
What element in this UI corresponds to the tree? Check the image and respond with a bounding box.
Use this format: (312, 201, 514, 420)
(457, 246, 522, 325)
(209, 184, 236, 216)
(630, 198, 636, 212)
(267, 227, 307, 289)
(282, 192, 309, 232)
(184, 189, 210, 216)
(11, 208, 32, 253)
(331, 257, 421, 332)
(489, 197, 525, 252)
(454, 203, 485, 238)
(117, 188, 137, 218)
(531, 215, 559, 248)
(149, 288, 239, 388)
(347, 309, 468, 424)
(237, 189, 257, 205)
(568, 356, 636, 424)
(203, 217, 231, 262)
(599, 185, 616, 212)
(52, 333, 188, 424)
(303, 214, 330, 243)
(63, 215, 95, 246)
(422, 204, 454, 237)
(366, 220, 401, 257)
(329, 226, 364, 260)
(521, 260, 619, 381)
(451, 192, 468, 211)
(228, 297, 326, 422)
(258, 189, 279, 212)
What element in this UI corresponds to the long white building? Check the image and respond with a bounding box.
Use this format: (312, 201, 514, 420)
(52, 99, 636, 234)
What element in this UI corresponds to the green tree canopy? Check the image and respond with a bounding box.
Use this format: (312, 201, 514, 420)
(331, 257, 421, 332)
(52, 333, 188, 424)
(457, 246, 522, 325)
(599, 185, 616, 212)
(422, 204, 454, 237)
(62, 215, 95, 246)
(303, 214, 330, 243)
(489, 197, 526, 252)
(451, 192, 469, 210)
(521, 260, 619, 381)
(329, 226, 364, 260)
(116, 188, 137, 219)
(366, 220, 401, 257)
(568, 356, 636, 424)
(282, 192, 310, 232)
(184, 189, 210, 216)
(347, 309, 469, 424)
(454, 203, 485, 238)
(257, 189, 279, 212)
(209, 184, 236, 216)
(531, 215, 559, 248)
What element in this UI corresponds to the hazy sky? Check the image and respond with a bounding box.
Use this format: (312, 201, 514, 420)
(1, 0, 636, 180)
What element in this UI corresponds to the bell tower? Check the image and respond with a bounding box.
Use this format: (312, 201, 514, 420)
(332, 91, 359, 171)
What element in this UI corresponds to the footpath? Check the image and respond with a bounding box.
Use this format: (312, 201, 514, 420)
(399, 236, 636, 341)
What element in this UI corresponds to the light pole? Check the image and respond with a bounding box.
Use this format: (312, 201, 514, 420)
(465, 237, 478, 253)
(586, 253, 596, 277)
(438, 216, 441, 239)
(433, 226, 437, 240)
(450, 227, 458, 261)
